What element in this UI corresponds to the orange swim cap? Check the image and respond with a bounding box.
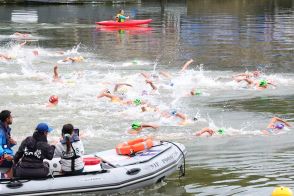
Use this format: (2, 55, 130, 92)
(49, 95, 59, 104)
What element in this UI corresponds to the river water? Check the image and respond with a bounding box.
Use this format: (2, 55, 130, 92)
(0, 0, 294, 195)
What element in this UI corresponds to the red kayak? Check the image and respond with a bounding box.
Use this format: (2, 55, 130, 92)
(96, 19, 152, 27)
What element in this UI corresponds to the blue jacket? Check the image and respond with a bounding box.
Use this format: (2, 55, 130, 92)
(0, 122, 14, 156)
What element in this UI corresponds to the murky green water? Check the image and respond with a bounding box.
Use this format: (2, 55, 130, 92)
(0, 0, 294, 195)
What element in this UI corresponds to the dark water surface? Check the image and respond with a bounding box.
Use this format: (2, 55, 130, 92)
(0, 0, 294, 195)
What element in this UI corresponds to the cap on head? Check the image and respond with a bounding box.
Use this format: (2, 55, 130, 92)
(49, 95, 59, 104)
(131, 121, 141, 129)
(259, 80, 267, 87)
(171, 110, 177, 116)
(275, 123, 284, 130)
(36, 123, 53, 133)
(133, 99, 142, 106)
(217, 129, 225, 135)
(194, 90, 201, 96)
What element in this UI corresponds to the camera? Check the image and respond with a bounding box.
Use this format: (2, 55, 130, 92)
(73, 128, 79, 136)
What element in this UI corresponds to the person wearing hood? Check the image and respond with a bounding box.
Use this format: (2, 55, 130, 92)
(13, 123, 55, 178)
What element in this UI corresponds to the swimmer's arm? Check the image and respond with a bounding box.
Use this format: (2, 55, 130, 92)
(141, 72, 150, 79)
(0, 54, 11, 60)
(196, 128, 214, 136)
(53, 65, 59, 80)
(145, 79, 157, 90)
(273, 117, 291, 127)
(159, 71, 172, 78)
(267, 81, 277, 87)
(113, 83, 132, 92)
(242, 78, 254, 85)
(233, 73, 251, 78)
(141, 123, 159, 130)
(179, 59, 194, 73)
(176, 112, 187, 121)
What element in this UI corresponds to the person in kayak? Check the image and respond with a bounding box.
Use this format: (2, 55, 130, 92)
(13, 123, 55, 178)
(116, 9, 129, 22)
(261, 117, 291, 134)
(54, 124, 84, 175)
(195, 127, 225, 136)
(0, 110, 16, 169)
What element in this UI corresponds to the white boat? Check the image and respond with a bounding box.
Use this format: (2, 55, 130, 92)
(0, 141, 186, 195)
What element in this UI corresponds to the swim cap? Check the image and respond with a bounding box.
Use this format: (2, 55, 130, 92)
(49, 95, 58, 104)
(171, 110, 177, 116)
(272, 186, 293, 196)
(133, 99, 142, 106)
(132, 121, 141, 129)
(259, 79, 267, 87)
(194, 90, 201, 96)
(275, 123, 284, 129)
(217, 129, 225, 135)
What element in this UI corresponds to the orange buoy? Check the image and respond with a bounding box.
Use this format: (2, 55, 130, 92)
(116, 138, 153, 155)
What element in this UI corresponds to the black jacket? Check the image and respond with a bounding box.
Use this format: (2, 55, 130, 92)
(14, 131, 55, 168)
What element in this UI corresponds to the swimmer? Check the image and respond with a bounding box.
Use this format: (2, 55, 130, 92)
(261, 117, 291, 135)
(62, 56, 84, 63)
(160, 110, 188, 125)
(97, 89, 146, 106)
(236, 78, 276, 89)
(97, 89, 122, 103)
(128, 121, 159, 134)
(0, 54, 12, 61)
(189, 88, 202, 96)
(233, 70, 261, 80)
(196, 127, 225, 136)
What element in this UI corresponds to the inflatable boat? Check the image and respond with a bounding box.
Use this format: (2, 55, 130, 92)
(96, 19, 152, 27)
(0, 141, 186, 195)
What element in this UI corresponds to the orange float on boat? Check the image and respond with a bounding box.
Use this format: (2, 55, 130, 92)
(116, 138, 153, 155)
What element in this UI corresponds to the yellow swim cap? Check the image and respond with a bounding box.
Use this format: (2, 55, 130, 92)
(272, 186, 293, 196)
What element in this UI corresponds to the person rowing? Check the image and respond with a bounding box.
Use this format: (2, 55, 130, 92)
(115, 9, 129, 22)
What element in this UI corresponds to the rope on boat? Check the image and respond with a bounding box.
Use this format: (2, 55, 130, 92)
(160, 140, 186, 178)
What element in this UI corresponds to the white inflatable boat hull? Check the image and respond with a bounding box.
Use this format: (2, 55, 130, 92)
(0, 141, 186, 195)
